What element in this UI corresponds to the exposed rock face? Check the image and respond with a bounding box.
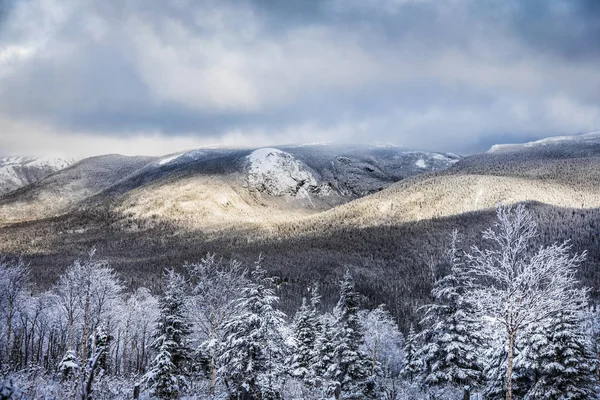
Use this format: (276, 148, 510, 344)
(246, 148, 331, 199)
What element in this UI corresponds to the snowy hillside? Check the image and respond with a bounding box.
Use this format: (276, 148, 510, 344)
(488, 131, 600, 154)
(0, 156, 77, 194)
(246, 148, 331, 199)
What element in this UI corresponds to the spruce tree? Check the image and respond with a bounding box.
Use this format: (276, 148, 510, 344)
(417, 234, 483, 395)
(402, 324, 421, 383)
(331, 271, 376, 399)
(219, 266, 287, 399)
(526, 307, 598, 399)
(289, 286, 321, 387)
(313, 313, 339, 396)
(143, 270, 193, 400)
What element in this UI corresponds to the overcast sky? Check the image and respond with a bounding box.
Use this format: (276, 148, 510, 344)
(0, 0, 599, 157)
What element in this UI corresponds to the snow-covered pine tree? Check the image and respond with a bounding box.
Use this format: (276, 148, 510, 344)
(143, 269, 193, 400)
(402, 324, 421, 383)
(59, 349, 80, 381)
(417, 231, 483, 397)
(331, 271, 377, 399)
(218, 265, 287, 399)
(525, 301, 598, 399)
(289, 286, 321, 388)
(313, 312, 339, 396)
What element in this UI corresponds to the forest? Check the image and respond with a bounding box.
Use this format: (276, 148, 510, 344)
(1, 205, 599, 399)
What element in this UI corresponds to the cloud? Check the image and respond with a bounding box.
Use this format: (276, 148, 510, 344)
(0, 0, 598, 156)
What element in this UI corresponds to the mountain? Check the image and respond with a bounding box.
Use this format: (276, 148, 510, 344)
(0, 145, 459, 225)
(0, 156, 77, 195)
(1, 136, 599, 328)
(488, 131, 600, 155)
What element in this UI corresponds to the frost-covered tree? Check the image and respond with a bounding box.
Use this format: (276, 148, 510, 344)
(359, 305, 403, 379)
(218, 265, 287, 399)
(313, 313, 339, 396)
(118, 287, 159, 376)
(143, 270, 193, 400)
(402, 324, 420, 383)
(331, 271, 376, 399)
(359, 305, 404, 400)
(524, 305, 598, 399)
(79, 325, 112, 400)
(186, 254, 249, 395)
(289, 286, 321, 388)
(465, 204, 588, 400)
(53, 249, 122, 359)
(417, 231, 483, 398)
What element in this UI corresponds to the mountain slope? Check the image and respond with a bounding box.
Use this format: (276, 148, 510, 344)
(1, 135, 599, 327)
(0, 145, 459, 227)
(0, 155, 156, 224)
(0, 156, 77, 194)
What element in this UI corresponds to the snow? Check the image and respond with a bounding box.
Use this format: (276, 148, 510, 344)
(159, 154, 183, 165)
(488, 131, 600, 153)
(0, 156, 76, 193)
(247, 148, 328, 198)
(415, 159, 427, 169)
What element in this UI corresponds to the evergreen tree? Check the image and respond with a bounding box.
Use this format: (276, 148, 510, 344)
(526, 306, 598, 399)
(143, 270, 193, 400)
(58, 349, 79, 382)
(313, 313, 339, 396)
(218, 266, 287, 399)
(289, 286, 321, 387)
(417, 232, 483, 396)
(402, 324, 421, 383)
(331, 271, 377, 399)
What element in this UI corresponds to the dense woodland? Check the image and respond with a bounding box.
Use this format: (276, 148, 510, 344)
(3, 199, 600, 333)
(1, 205, 599, 399)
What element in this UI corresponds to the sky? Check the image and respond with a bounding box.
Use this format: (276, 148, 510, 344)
(0, 0, 599, 157)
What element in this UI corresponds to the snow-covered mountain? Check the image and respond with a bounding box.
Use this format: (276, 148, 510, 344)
(0, 156, 77, 194)
(0, 145, 460, 226)
(488, 131, 600, 155)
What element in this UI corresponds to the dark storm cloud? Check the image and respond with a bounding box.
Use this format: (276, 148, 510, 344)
(0, 0, 598, 156)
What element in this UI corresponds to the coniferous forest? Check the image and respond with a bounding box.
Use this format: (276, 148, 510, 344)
(1, 205, 598, 399)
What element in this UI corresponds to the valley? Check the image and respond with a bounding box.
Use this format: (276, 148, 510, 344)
(1, 134, 600, 328)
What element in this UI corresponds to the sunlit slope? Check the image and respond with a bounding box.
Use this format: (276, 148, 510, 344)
(0, 155, 155, 224)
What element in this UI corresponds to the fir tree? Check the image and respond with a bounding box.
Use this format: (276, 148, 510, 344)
(402, 324, 421, 383)
(143, 270, 193, 400)
(313, 313, 339, 396)
(58, 349, 79, 382)
(526, 306, 598, 399)
(219, 266, 287, 400)
(289, 286, 321, 387)
(331, 271, 377, 399)
(417, 232, 483, 396)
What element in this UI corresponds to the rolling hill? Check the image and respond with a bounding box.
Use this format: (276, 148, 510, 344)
(1, 135, 599, 328)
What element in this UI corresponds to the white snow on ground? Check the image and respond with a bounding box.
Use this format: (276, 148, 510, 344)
(25, 156, 76, 169)
(247, 148, 328, 198)
(415, 159, 427, 168)
(488, 131, 600, 153)
(0, 156, 77, 193)
(159, 153, 183, 165)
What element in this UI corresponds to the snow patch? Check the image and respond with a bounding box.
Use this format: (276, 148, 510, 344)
(159, 154, 183, 165)
(488, 131, 600, 153)
(415, 159, 427, 169)
(246, 148, 329, 198)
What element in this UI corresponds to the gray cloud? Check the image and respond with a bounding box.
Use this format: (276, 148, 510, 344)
(0, 0, 598, 156)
